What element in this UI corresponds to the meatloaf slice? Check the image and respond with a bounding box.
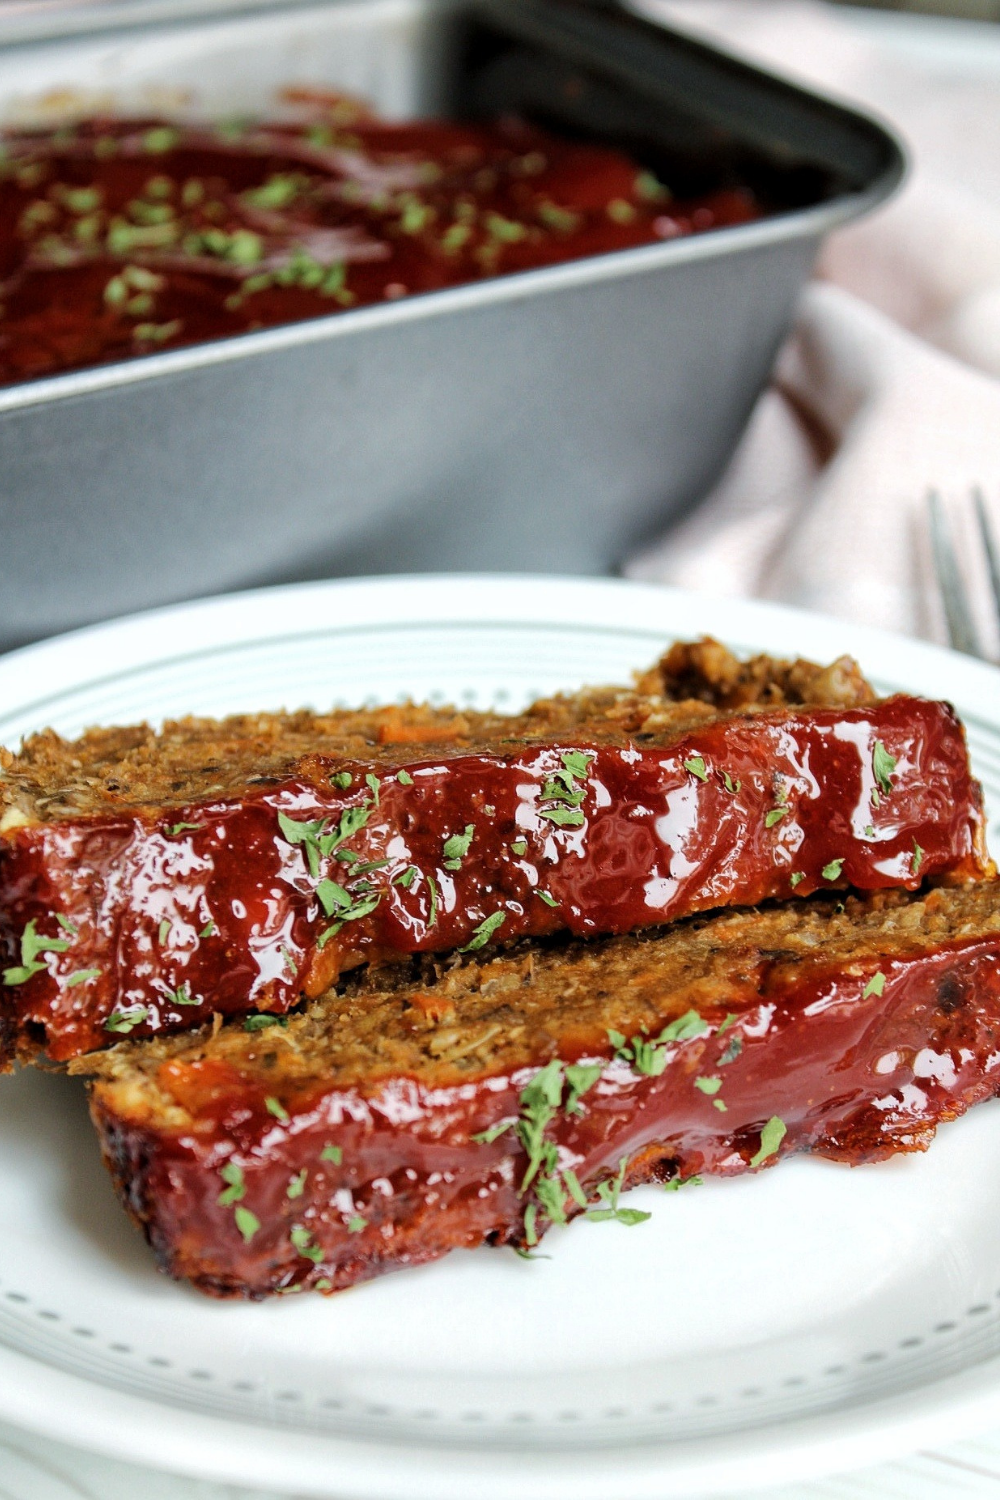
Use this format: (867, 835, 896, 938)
(1, 641, 988, 1064)
(79, 880, 1000, 1299)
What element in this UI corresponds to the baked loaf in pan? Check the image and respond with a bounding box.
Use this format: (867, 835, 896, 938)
(0, 641, 989, 1064)
(79, 880, 1000, 1299)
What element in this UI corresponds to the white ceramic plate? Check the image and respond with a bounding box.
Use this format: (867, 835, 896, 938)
(1, 575, 1000, 1500)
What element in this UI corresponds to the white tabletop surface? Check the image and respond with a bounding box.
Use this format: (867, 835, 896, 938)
(3, 8, 1000, 1499)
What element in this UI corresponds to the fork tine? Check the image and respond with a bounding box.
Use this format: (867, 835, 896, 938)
(928, 489, 983, 658)
(973, 487, 1000, 648)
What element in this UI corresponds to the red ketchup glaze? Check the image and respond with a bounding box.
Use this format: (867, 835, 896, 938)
(0, 696, 986, 1062)
(0, 111, 760, 385)
(92, 933, 1000, 1298)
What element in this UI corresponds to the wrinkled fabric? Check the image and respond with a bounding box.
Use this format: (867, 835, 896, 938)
(627, 1, 1000, 652)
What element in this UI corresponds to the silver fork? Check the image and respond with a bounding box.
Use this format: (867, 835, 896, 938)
(927, 489, 1000, 661)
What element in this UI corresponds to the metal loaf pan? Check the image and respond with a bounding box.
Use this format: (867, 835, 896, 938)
(0, 0, 903, 652)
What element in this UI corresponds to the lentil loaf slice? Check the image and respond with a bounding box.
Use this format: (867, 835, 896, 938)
(79, 880, 1000, 1299)
(1, 640, 988, 1064)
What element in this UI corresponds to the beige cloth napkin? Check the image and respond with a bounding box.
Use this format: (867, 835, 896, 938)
(626, 0, 1000, 651)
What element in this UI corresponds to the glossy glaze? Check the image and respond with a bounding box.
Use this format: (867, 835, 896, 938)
(0, 110, 759, 384)
(92, 931, 1000, 1298)
(0, 697, 985, 1061)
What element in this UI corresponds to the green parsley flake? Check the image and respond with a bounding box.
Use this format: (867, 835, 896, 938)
(789, 871, 805, 888)
(217, 1162, 246, 1206)
(234, 1206, 260, 1243)
(683, 756, 709, 782)
(396, 769, 414, 786)
(912, 840, 924, 876)
(158, 918, 171, 946)
(166, 981, 199, 1006)
(65, 968, 100, 988)
(872, 740, 897, 797)
(265, 1096, 290, 1124)
(459, 910, 507, 953)
(713, 1099, 728, 1113)
(511, 839, 528, 857)
(472, 1118, 516, 1144)
(321, 1143, 343, 1164)
(143, 127, 179, 154)
(105, 1005, 149, 1033)
(765, 806, 789, 828)
(749, 1116, 787, 1168)
(443, 824, 474, 869)
(3, 917, 71, 985)
(166, 822, 201, 835)
(524, 1202, 540, 1247)
(562, 751, 594, 778)
(538, 804, 585, 828)
(586, 1156, 652, 1227)
(317, 878, 352, 916)
(536, 890, 558, 908)
(365, 772, 381, 805)
(56, 915, 79, 936)
(426, 873, 439, 929)
(290, 1224, 323, 1263)
(863, 971, 887, 999)
(286, 1169, 307, 1200)
(694, 1076, 722, 1095)
(244, 1015, 288, 1031)
(721, 771, 741, 795)
(635, 170, 669, 201)
(393, 865, 418, 889)
(330, 771, 353, 790)
(864, 824, 876, 839)
(718, 1032, 743, 1066)
(199, 921, 215, 938)
(664, 1175, 703, 1192)
(564, 1062, 602, 1114)
(822, 858, 845, 881)
(347, 1216, 368, 1234)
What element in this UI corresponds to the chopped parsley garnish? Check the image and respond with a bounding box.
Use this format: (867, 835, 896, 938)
(765, 806, 789, 828)
(538, 804, 585, 828)
(290, 1224, 323, 1263)
(265, 1096, 290, 1123)
(396, 769, 414, 786)
(721, 771, 741, 795)
(286, 1169, 307, 1200)
(165, 982, 198, 1007)
(393, 865, 418, 889)
(718, 1032, 743, 1066)
(912, 840, 924, 876)
(536, 752, 593, 830)
(4, 917, 70, 985)
(864, 824, 876, 839)
(443, 824, 474, 870)
(564, 1062, 602, 1114)
(244, 1015, 288, 1031)
(426, 873, 439, 929)
(330, 771, 353, 790)
(365, 773, 381, 806)
(234, 1206, 260, 1243)
(510, 839, 528, 857)
(320, 1143, 342, 1164)
(105, 1004, 150, 1033)
(822, 858, 845, 881)
(65, 968, 100, 988)
(683, 756, 709, 782)
(317, 878, 352, 915)
(713, 1098, 728, 1113)
(585, 1157, 652, 1227)
(459, 910, 507, 952)
(217, 1163, 246, 1206)
(664, 1174, 703, 1192)
(347, 1216, 368, 1234)
(609, 1009, 709, 1076)
(789, 871, 805, 888)
(199, 921, 215, 938)
(471, 1119, 516, 1145)
(862, 971, 886, 999)
(872, 740, 897, 800)
(56, 914, 78, 936)
(536, 890, 558, 908)
(143, 127, 179, 153)
(694, 1076, 722, 1095)
(749, 1116, 787, 1168)
(158, 918, 171, 946)
(166, 821, 201, 835)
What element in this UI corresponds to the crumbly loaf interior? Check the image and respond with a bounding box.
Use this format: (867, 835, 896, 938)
(77, 882, 999, 1130)
(0, 640, 875, 821)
